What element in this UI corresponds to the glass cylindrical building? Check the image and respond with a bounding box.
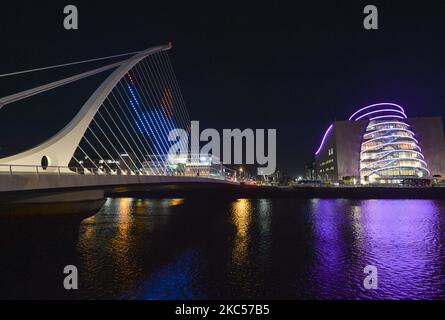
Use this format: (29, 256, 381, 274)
(349, 103, 430, 184)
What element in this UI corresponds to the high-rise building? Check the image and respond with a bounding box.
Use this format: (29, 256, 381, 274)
(315, 103, 445, 184)
(304, 161, 316, 180)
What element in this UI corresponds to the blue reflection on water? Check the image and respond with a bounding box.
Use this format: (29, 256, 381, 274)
(140, 249, 207, 300)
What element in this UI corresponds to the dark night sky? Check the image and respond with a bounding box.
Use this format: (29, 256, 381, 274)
(1, 1, 445, 176)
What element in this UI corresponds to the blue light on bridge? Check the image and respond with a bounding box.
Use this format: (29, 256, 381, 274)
(126, 83, 176, 155)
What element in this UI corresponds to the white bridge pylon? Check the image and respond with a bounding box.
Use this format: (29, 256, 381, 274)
(0, 44, 202, 176)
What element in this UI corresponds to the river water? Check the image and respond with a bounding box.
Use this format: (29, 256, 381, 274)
(1, 198, 444, 299)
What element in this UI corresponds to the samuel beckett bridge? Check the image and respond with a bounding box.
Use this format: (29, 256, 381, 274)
(0, 44, 237, 215)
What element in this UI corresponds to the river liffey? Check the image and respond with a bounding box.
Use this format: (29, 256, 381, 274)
(1, 198, 444, 299)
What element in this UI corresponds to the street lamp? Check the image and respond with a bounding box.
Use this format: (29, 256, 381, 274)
(238, 167, 243, 181)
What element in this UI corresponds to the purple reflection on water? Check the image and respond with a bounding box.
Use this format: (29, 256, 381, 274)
(311, 199, 444, 299)
(359, 200, 443, 299)
(310, 199, 354, 299)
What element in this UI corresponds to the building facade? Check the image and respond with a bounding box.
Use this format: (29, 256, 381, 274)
(315, 103, 445, 184)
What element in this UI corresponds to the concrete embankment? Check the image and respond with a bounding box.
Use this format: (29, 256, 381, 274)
(2, 183, 445, 218)
(107, 184, 445, 200)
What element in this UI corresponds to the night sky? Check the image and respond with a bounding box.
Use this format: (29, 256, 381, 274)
(1, 1, 445, 176)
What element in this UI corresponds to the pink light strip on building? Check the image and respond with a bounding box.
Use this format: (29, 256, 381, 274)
(360, 141, 422, 152)
(354, 109, 407, 120)
(362, 134, 419, 145)
(367, 165, 431, 176)
(363, 127, 415, 138)
(361, 149, 425, 160)
(349, 103, 405, 121)
(315, 124, 333, 155)
(360, 157, 428, 170)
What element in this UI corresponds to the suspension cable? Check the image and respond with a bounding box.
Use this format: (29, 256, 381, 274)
(0, 50, 142, 78)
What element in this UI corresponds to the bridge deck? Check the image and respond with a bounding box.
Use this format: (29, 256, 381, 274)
(0, 174, 238, 193)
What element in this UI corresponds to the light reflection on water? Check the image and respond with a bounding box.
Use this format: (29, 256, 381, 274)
(1, 198, 444, 299)
(310, 199, 444, 299)
(231, 199, 252, 267)
(358, 200, 443, 299)
(77, 198, 184, 298)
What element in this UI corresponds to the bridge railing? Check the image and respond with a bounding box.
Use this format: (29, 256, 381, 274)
(0, 164, 114, 176)
(0, 163, 238, 181)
